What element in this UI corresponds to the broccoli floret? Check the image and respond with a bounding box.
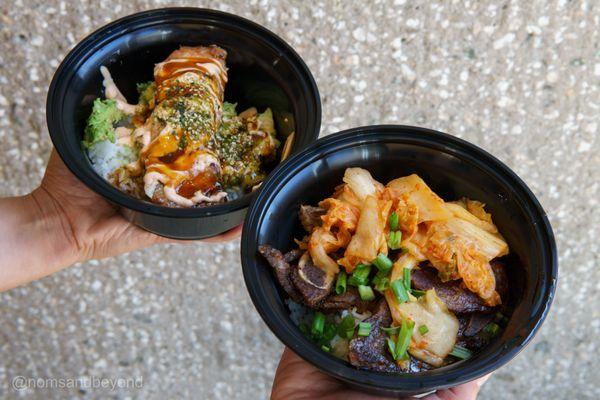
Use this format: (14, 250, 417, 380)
(83, 99, 125, 148)
(222, 102, 237, 119)
(136, 81, 156, 107)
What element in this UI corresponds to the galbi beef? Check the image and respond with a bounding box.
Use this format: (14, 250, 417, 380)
(411, 261, 508, 314)
(348, 300, 401, 373)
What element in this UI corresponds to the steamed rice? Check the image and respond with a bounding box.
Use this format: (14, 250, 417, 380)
(87, 140, 136, 179)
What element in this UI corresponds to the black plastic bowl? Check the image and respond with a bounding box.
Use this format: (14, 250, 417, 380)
(46, 8, 321, 239)
(241, 126, 557, 396)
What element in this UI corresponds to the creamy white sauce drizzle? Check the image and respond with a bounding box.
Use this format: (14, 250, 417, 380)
(115, 126, 133, 146)
(154, 55, 228, 96)
(132, 124, 152, 151)
(191, 190, 228, 203)
(99, 66, 138, 115)
(163, 186, 195, 207)
(143, 171, 166, 199)
(143, 151, 227, 207)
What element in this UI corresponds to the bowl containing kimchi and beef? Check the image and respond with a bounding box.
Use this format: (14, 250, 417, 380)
(241, 126, 557, 396)
(46, 8, 320, 239)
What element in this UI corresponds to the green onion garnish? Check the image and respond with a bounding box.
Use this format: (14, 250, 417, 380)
(403, 267, 411, 291)
(411, 289, 426, 297)
(358, 322, 372, 337)
(311, 312, 325, 336)
(484, 322, 500, 337)
(299, 323, 309, 335)
(372, 254, 393, 274)
(358, 285, 376, 301)
(386, 338, 396, 357)
(381, 326, 400, 335)
(335, 270, 347, 295)
(349, 264, 371, 286)
(394, 318, 414, 360)
(391, 279, 409, 303)
(449, 345, 472, 360)
(321, 345, 330, 352)
(373, 275, 390, 292)
(495, 312, 509, 325)
(418, 324, 429, 335)
(347, 276, 360, 287)
(323, 323, 337, 341)
(387, 230, 402, 250)
(389, 211, 399, 230)
(337, 315, 355, 339)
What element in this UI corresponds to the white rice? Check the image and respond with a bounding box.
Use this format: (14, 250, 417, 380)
(286, 299, 309, 326)
(286, 298, 373, 362)
(87, 140, 136, 179)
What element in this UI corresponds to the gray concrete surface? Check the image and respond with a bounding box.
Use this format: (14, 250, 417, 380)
(0, 0, 598, 399)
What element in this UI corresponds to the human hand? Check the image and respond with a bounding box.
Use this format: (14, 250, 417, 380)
(0, 149, 241, 291)
(271, 347, 489, 400)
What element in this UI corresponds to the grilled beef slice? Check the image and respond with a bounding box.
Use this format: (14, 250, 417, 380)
(258, 245, 303, 303)
(457, 313, 496, 350)
(320, 287, 373, 313)
(411, 261, 509, 314)
(283, 249, 303, 263)
(290, 257, 332, 307)
(299, 205, 325, 232)
(260, 245, 375, 311)
(348, 300, 401, 373)
(490, 259, 509, 301)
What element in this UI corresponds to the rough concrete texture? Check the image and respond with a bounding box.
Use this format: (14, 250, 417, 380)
(0, 0, 598, 399)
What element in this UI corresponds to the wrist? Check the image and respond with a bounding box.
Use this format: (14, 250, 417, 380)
(0, 189, 79, 291)
(28, 187, 81, 267)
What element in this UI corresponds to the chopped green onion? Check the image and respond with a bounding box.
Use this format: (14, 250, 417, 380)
(495, 312, 509, 325)
(418, 324, 429, 335)
(323, 323, 337, 341)
(386, 338, 396, 357)
(389, 211, 399, 230)
(403, 267, 411, 291)
(387, 230, 402, 250)
(411, 289, 427, 297)
(391, 279, 409, 303)
(335, 270, 347, 295)
(449, 345, 472, 360)
(372, 254, 393, 274)
(358, 285, 376, 301)
(373, 275, 390, 292)
(337, 315, 355, 339)
(484, 322, 500, 337)
(349, 264, 371, 286)
(357, 322, 372, 337)
(311, 312, 325, 336)
(394, 318, 414, 360)
(321, 345, 330, 352)
(381, 326, 400, 335)
(299, 323, 309, 335)
(347, 276, 361, 287)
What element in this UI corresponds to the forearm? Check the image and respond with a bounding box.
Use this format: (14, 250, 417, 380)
(0, 189, 78, 292)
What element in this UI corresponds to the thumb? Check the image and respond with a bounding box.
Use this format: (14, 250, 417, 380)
(421, 375, 490, 400)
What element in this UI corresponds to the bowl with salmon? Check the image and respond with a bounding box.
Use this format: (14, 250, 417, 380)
(46, 8, 321, 239)
(241, 126, 557, 396)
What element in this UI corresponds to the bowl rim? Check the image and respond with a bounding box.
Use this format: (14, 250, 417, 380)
(241, 125, 558, 393)
(46, 7, 321, 218)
